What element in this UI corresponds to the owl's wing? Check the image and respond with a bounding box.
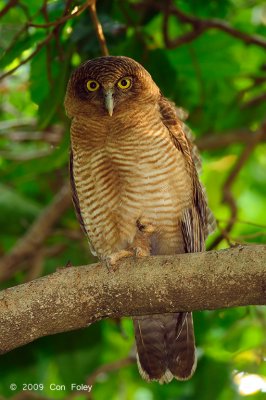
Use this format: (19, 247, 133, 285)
(159, 96, 216, 252)
(69, 149, 97, 256)
(175, 106, 202, 174)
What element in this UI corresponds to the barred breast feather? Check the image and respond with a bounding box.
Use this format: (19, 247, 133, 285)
(70, 102, 193, 257)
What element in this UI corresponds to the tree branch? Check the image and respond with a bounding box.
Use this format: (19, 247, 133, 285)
(86, 355, 135, 386)
(196, 128, 266, 151)
(0, 245, 265, 354)
(0, 30, 55, 81)
(161, 1, 266, 49)
(0, 1, 92, 81)
(0, 183, 71, 282)
(27, 1, 90, 28)
(0, 0, 18, 18)
(242, 92, 266, 108)
(209, 123, 266, 249)
(136, 1, 266, 49)
(88, 0, 109, 56)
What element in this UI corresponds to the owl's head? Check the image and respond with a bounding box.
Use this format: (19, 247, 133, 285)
(64, 56, 160, 118)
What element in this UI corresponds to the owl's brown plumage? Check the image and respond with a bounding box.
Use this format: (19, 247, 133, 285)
(65, 56, 214, 383)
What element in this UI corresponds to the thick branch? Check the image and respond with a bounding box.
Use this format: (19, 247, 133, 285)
(0, 245, 265, 354)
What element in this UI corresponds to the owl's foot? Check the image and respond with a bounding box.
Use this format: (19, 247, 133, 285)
(135, 247, 150, 257)
(103, 249, 135, 271)
(102, 221, 155, 271)
(103, 245, 151, 271)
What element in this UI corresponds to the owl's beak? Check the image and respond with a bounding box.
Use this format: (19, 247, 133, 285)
(104, 89, 114, 117)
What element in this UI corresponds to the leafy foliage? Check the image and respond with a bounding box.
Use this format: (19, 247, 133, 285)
(0, 0, 266, 399)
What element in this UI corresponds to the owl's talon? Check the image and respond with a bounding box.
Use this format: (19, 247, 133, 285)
(135, 247, 150, 257)
(102, 249, 134, 271)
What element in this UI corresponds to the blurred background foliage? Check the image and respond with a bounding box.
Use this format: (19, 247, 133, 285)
(0, 0, 266, 399)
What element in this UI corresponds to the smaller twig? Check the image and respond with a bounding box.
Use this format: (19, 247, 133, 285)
(2, 0, 70, 59)
(0, 118, 36, 130)
(0, 148, 53, 160)
(88, 0, 109, 56)
(52, 0, 74, 63)
(162, 3, 204, 49)
(0, 0, 18, 18)
(86, 355, 135, 387)
(67, 353, 135, 399)
(196, 128, 266, 151)
(136, 0, 266, 50)
(17, 1, 31, 20)
(164, 2, 266, 49)
(215, 220, 234, 248)
(27, 1, 89, 28)
(209, 123, 266, 249)
(9, 392, 50, 400)
(118, 0, 148, 55)
(0, 1, 89, 81)
(41, 1, 53, 86)
(1, 25, 29, 56)
(40, 0, 49, 24)
(237, 75, 266, 100)
(242, 92, 266, 108)
(234, 231, 266, 240)
(217, 218, 266, 230)
(0, 30, 55, 81)
(0, 127, 63, 145)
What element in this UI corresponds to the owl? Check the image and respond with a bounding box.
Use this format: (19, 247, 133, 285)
(64, 56, 214, 383)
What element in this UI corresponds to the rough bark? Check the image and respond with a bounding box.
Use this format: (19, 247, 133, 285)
(0, 245, 265, 354)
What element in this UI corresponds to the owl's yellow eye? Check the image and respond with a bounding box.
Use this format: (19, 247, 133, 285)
(117, 77, 132, 90)
(86, 80, 100, 92)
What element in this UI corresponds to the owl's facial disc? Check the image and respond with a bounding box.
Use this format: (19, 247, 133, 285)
(104, 88, 114, 117)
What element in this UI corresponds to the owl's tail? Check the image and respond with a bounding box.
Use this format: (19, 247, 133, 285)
(133, 312, 196, 383)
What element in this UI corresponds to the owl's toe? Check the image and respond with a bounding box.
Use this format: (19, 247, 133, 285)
(103, 249, 134, 271)
(134, 247, 150, 257)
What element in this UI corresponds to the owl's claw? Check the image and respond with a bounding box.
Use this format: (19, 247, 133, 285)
(102, 245, 151, 271)
(134, 247, 150, 257)
(102, 249, 134, 271)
